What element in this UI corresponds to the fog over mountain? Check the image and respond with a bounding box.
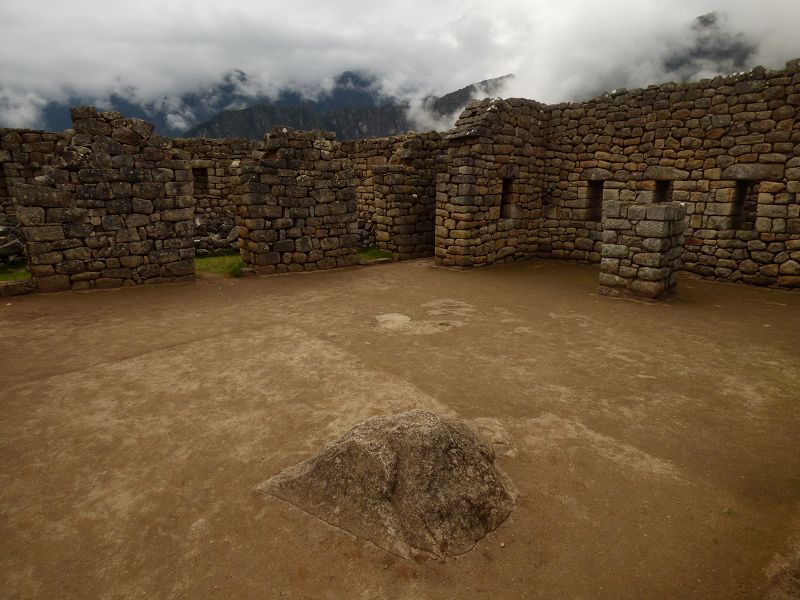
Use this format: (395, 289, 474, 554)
(1, 1, 799, 135)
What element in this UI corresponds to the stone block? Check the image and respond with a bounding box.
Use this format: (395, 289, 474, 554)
(643, 166, 689, 180)
(635, 221, 670, 238)
(721, 163, 785, 181)
(601, 244, 628, 258)
(16, 206, 46, 226)
(15, 184, 72, 208)
(23, 225, 65, 242)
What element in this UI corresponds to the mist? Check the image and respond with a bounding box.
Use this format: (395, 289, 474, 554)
(1, 0, 799, 131)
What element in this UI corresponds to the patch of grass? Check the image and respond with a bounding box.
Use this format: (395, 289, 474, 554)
(0, 260, 31, 283)
(194, 251, 245, 278)
(358, 246, 393, 261)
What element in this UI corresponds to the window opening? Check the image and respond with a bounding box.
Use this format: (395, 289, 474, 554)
(192, 167, 209, 195)
(589, 180, 604, 221)
(732, 180, 758, 230)
(500, 177, 513, 219)
(654, 180, 673, 203)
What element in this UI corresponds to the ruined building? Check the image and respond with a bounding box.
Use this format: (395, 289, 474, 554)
(1, 59, 799, 298)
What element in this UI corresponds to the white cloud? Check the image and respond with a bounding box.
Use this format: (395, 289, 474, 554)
(1, 0, 799, 128)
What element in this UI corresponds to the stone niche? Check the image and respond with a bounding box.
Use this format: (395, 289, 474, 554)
(599, 200, 687, 300)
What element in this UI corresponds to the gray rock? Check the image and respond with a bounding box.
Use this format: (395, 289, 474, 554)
(259, 410, 516, 559)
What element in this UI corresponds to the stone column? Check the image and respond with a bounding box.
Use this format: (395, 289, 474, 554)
(599, 200, 686, 299)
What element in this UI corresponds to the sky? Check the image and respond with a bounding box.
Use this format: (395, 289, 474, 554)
(1, 0, 800, 131)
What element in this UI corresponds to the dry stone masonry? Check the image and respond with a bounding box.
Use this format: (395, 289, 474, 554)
(436, 58, 800, 290)
(599, 201, 686, 299)
(2, 57, 799, 295)
(337, 133, 444, 251)
(372, 165, 436, 259)
(172, 137, 261, 253)
(436, 98, 549, 267)
(15, 107, 196, 291)
(1, 128, 68, 266)
(235, 128, 359, 273)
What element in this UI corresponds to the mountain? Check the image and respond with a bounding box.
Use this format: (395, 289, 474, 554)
(423, 74, 513, 117)
(184, 73, 513, 141)
(662, 12, 756, 80)
(35, 69, 508, 140)
(41, 69, 268, 135)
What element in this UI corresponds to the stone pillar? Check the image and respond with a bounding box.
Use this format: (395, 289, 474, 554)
(599, 200, 686, 299)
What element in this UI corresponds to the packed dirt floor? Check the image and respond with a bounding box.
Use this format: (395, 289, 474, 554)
(1, 259, 799, 599)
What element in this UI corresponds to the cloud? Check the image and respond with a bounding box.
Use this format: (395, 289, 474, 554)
(1, 0, 799, 129)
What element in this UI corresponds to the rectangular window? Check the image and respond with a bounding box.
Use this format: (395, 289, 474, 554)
(500, 177, 513, 218)
(732, 180, 758, 230)
(192, 167, 209, 196)
(654, 180, 673, 203)
(588, 181, 604, 221)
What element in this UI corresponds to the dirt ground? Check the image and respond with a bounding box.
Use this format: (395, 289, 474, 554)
(1, 259, 799, 600)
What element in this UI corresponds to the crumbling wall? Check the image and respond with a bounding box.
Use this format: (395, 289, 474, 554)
(0, 128, 67, 224)
(15, 107, 195, 291)
(235, 128, 359, 273)
(435, 98, 549, 267)
(173, 137, 262, 252)
(599, 200, 686, 299)
(0, 129, 68, 265)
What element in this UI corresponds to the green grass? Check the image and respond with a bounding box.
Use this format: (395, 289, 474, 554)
(0, 260, 31, 282)
(358, 247, 393, 261)
(194, 251, 245, 278)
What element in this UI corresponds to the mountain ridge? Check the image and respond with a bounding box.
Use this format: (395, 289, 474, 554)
(184, 73, 512, 140)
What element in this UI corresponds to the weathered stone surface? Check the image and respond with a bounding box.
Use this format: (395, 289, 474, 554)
(236, 128, 360, 272)
(582, 168, 613, 181)
(259, 410, 516, 559)
(721, 163, 785, 181)
(599, 201, 684, 300)
(643, 166, 689, 180)
(4, 57, 800, 291)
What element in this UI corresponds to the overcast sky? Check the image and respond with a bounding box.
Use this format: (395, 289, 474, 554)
(1, 0, 800, 130)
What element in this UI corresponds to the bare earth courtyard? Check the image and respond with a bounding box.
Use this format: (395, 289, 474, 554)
(1, 259, 799, 599)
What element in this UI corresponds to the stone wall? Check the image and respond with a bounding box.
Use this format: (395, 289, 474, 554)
(1, 128, 68, 265)
(15, 107, 195, 291)
(436, 59, 800, 288)
(435, 98, 549, 267)
(337, 133, 444, 249)
(3, 58, 800, 293)
(372, 165, 436, 259)
(599, 201, 686, 299)
(235, 128, 359, 273)
(173, 137, 262, 252)
(544, 60, 800, 288)
(0, 128, 67, 224)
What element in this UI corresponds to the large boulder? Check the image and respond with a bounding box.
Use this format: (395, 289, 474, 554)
(259, 410, 516, 559)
